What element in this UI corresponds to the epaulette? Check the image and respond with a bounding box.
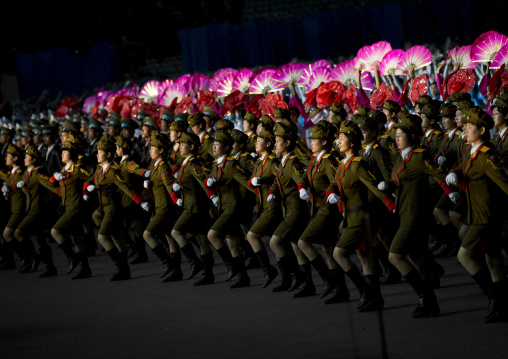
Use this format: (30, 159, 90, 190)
(289, 154, 297, 159)
(480, 146, 490, 153)
(268, 154, 275, 160)
(435, 130, 442, 135)
(413, 148, 426, 153)
(226, 156, 235, 161)
(380, 135, 389, 139)
(456, 130, 463, 136)
(373, 144, 379, 149)
(239, 152, 250, 158)
(352, 157, 362, 162)
(111, 163, 120, 170)
(323, 154, 331, 158)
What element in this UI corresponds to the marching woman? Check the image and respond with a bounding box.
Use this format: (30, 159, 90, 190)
(327, 121, 395, 309)
(446, 107, 508, 323)
(129, 132, 183, 283)
(14, 145, 57, 277)
(39, 139, 94, 279)
(203, 130, 256, 289)
(167, 131, 214, 286)
(265, 122, 309, 295)
(246, 128, 281, 288)
(82, 135, 148, 281)
(377, 114, 458, 318)
(296, 122, 346, 301)
(0, 144, 28, 271)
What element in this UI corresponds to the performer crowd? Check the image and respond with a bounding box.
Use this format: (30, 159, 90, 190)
(1, 69, 508, 325)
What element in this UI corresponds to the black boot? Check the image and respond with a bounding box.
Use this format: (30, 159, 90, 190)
(194, 253, 215, 286)
(256, 248, 278, 288)
(375, 246, 402, 285)
(310, 255, 337, 299)
(429, 224, 444, 252)
(434, 223, 459, 258)
(181, 243, 204, 279)
(325, 267, 350, 304)
(18, 240, 37, 274)
(59, 240, 80, 274)
(230, 255, 251, 288)
(130, 235, 148, 264)
(404, 269, 440, 318)
(38, 245, 57, 278)
(293, 261, 316, 298)
(485, 280, 508, 323)
(271, 260, 291, 292)
(71, 252, 92, 279)
(272, 253, 304, 292)
(345, 265, 368, 307)
(151, 243, 173, 278)
(163, 250, 183, 282)
(0, 241, 16, 270)
(217, 246, 238, 282)
(243, 242, 261, 270)
(108, 247, 131, 281)
(358, 275, 384, 312)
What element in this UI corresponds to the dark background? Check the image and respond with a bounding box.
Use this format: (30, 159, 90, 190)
(0, 0, 506, 104)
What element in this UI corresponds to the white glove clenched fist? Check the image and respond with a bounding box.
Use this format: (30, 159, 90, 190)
(299, 188, 310, 201)
(251, 177, 261, 187)
(16, 181, 26, 188)
(326, 193, 339, 204)
(172, 183, 183, 192)
(377, 181, 389, 191)
(206, 178, 217, 188)
(53, 172, 64, 181)
(446, 172, 458, 186)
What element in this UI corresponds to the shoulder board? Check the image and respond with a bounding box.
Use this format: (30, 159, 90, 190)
(226, 156, 235, 161)
(435, 130, 442, 135)
(380, 135, 389, 139)
(268, 154, 275, 159)
(111, 163, 120, 170)
(456, 130, 463, 136)
(352, 157, 362, 162)
(323, 154, 330, 158)
(480, 146, 489, 153)
(413, 148, 426, 153)
(239, 152, 249, 157)
(203, 133, 210, 139)
(289, 154, 296, 159)
(373, 144, 379, 149)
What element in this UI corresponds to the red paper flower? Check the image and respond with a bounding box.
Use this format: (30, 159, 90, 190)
(409, 74, 430, 103)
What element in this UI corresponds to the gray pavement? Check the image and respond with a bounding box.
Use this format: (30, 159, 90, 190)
(1, 242, 508, 359)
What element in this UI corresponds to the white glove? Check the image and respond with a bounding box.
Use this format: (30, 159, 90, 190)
(143, 180, 151, 189)
(53, 172, 64, 181)
(83, 194, 89, 201)
(172, 183, 183, 192)
(251, 177, 261, 187)
(16, 181, 26, 188)
(176, 198, 183, 207)
(299, 188, 310, 201)
(206, 178, 217, 188)
(143, 170, 151, 178)
(210, 195, 219, 207)
(174, 172, 178, 179)
(446, 172, 458, 186)
(326, 193, 340, 204)
(140, 201, 150, 212)
(87, 185, 95, 193)
(449, 192, 460, 204)
(250, 152, 257, 158)
(267, 194, 276, 202)
(2, 185, 9, 193)
(437, 156, 446, 165)
(377, 181, 389, 191)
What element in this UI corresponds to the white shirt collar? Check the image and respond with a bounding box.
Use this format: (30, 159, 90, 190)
(217, 155, 227, 166)
(470, 142, 485, 155)
(46, 144, 55, 159)
(246, 131, 253, 137)
(121, 155, 129, 163)
(27, 166, 34, 173)
(11, 166, 19, 174)
(182, 155, 194, 166)
(342, 154, 354, 164)
(364, 141, 375, 155)
(401, 146, 415, 160)
(154, 159, 162, 168)
(260, 153, 268, 161)
(234, 152, 241, 159)
(198, 131, 206, 141)
(316, 150, 326, 162)
(500, 127, 508, 138)
(102, 162, 112, 173)
(425, 129, 433, 137)
(64, 162, 73, 171)
(448, 128, 458, 137)
(281, 152, 293, 167)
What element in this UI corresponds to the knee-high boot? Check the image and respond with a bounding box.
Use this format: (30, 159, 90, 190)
(309, 255, 337, 299)
(58, 240, 80, 274)
(293, 261, 316, 298)
(217, 246, 237, 282)
(38, 245, 57, 278)
(230, 255, 250, 288)
(180, 243, 204, 279)
(193, 253, 215, 286)
(71, 252, 92, 280)
(325, 267, 350, 304)
(107, 247, 131, 281)
(404, 269, 440, 318)
(255, 248, 278, 288)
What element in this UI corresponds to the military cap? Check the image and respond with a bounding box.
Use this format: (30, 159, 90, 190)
(308, 125, 331, 140)
(274, 122, 297, 140)
(397, 111, 412, 122)
(230, 128, 248, 144)
(187, 112, 206, 128)
(277, 118, 298, 133)
(161, 109, 174, 122)
(397, 114, 423, 135)
(80, 116, 89, 126)
(338, 121, 362, 140)
(259, 115, 274, 127)
(216, 118, 235, 131)
(455, 100, 474, 111)
(88, 117, 103, 131)
(381, 99, 401, 113)
(25, 144, 40, 159)
(498, 88, 508, 101)
(273, 107, 291, 120)
(41, 124, 58, 135)
(351, 114, 368, 125)
(355, 106, 370, 116)
(329, 102, 347, 116)
(421, 101, 441, 118)
(107, 115, 121, 128)
(169, 120, 187, 132)
(174, 112, 189, 123)
(71, 114, 81, 125)
(330, 115, 345, 126)
(179, 131, 200, 149)
(440, 103, 457, 118)
(115, 136, 133, 151)
(202, 107, 220, 122)
(243, 112, 258, 125)
(354, 116, 378, 131)
(448, 92, 471, 103)
(21, 127, 33, 138)
(149, 132, 168, 149)
(0, 126, 15, 137)
(97, 136, 116, 152)
(6, 144, 23, 158)
(462, 107, 494, 129)
(367, 109, 387, 125)
(213, 131, 234, 147)
(142, 116, 159, 131)
(61, 140, 79, 152)
(120, 117, 138, 129)
(32, 124, 43, 135)
(61, 120, 79, 133)
(415, 95, 433, 106)
(257, 128, 274, 144)
(14, 131, 22, 141)
(136, 110, 148, 122)
(492, 98, 508, 112)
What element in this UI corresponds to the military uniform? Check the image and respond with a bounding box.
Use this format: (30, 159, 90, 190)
(0, 145, 26, 229)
